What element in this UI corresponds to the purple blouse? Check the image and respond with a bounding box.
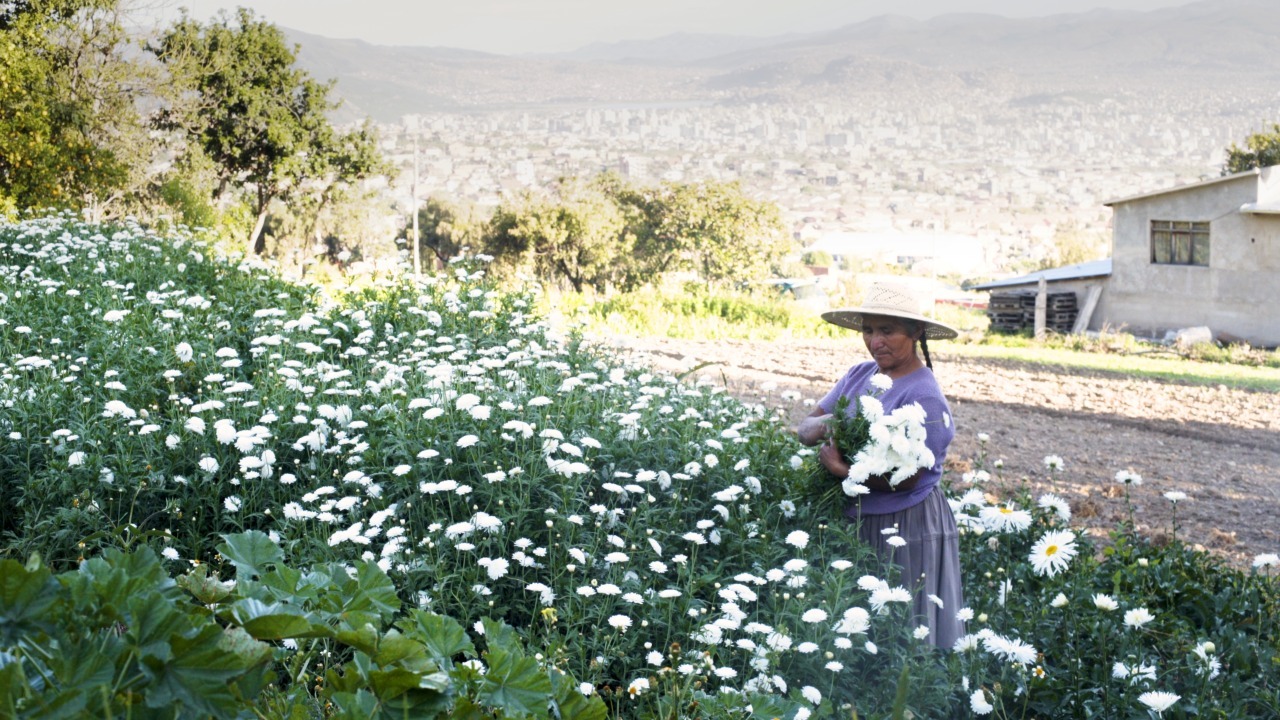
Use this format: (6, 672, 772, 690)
(818, 361, 955, 517)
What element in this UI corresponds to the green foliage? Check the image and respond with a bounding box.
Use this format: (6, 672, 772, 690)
(487, 180, 628, 292)
(6, 215, 1280, 718)
(412, 196, 487, 270)
(150, 8, 388, 253)
(0, 0, 140, 210)
(564, 283, 844, 340)
(801, 250, 834, 268)
(1224, 123, 1280, 174)
(0, 536, 607, 719)
(483, 175, 792, 291)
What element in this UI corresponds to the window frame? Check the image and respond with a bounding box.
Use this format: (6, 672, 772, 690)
(1150, 220, 1210, 267)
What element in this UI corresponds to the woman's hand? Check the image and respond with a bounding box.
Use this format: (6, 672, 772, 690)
(793, 411, 832, 446)
(818, 440, 851, 479)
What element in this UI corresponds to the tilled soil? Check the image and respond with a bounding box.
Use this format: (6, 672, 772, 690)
(602, 336, 1280, 567)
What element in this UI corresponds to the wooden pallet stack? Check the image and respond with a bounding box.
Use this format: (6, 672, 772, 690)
(986, 293, 1027, 333)
(986, 291, 1078, 334)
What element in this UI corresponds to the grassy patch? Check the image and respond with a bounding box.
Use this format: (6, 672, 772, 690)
(944, 343, 1280, 392)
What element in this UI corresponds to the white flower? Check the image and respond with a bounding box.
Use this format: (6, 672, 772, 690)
(1138, 691, 1180, 715)
(67, 451, 86, 466)
(913, 625, 930, 640)
(1042, 454, 1064, 471)
(864, 640, 878, 654)
(713, 667, 737, 679)
(1050, 592, 1069, 608)
(1124, 607, 1155, 629)
(1092, 593, 1119, 611)
(456, 434, 479, 448)
(869, 586, 912, 613)
(198, 457, 219, 474)
(886, 536, 907, 548)
(102, 309, 129, 323)
(1163, 491, 1188, 503)
(485, 557, 509, 580)
(870, 373, 893, 391)
(627, 677, 649, 696)
(1037, 492, 1071, 521)
(646, 651, 663, 666)
(784, 530, 809, 549)
(161, 547, 180, 561)
(1254, 553, 1280, 569)
(1115, 469, 1143, 485)
(800, 608, 828, 624)
(980, 504, 1033, 533)
(608, 615, 632, 631)
(1028, 530, 1077, 577)
(970, 688, 994, 715)
(223, 495, 242, 513)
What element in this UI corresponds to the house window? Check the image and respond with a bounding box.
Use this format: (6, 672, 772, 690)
(1150, 220, 1209, 266)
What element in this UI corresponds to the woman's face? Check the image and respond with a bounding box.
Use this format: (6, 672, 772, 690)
(860, 314, 921, 376)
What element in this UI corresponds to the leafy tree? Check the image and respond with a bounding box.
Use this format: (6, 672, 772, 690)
(486, 182, 628, 293)
(150, 9, 386, 254)
(1224, 123, 1280, 174)
(604, 177, 790, 288)
(411, 196, 487, 269)
(0, 0, 145, 211)
(644, 180, 789, 286)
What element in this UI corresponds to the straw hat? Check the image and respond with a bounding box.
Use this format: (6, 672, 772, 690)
(822, 281, 958, 340)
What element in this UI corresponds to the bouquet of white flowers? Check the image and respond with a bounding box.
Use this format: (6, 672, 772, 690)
(803, 374, 936, 514)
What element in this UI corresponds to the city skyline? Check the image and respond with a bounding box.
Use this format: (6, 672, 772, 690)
(142, 0, 1206, 54)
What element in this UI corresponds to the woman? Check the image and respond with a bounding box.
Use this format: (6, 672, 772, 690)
(795, 281, 964, 649)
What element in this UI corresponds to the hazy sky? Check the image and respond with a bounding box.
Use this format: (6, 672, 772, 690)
(140, 0, 1203, 54)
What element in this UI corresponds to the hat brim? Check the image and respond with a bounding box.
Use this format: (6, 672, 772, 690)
(821, 307, 959, 340)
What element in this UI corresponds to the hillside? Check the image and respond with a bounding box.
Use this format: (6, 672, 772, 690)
(287, 0, 1280, 119)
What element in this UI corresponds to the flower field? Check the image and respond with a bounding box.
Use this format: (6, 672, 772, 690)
(2, 216, 1278, 718)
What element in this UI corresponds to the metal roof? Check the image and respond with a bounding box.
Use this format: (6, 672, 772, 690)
(1240, 202, 1280, 215)
(968, 258, 1112, 291)
(1103, 168, 1260, 207)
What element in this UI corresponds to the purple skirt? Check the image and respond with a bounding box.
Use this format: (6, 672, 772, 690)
(855, 484, 966, 649)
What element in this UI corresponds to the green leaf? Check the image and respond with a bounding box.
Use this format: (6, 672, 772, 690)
(176, 565, 234, 605)
(217, 531, 283, 579)
(226, 598, 315, 640)
(477, 647, 552, 718)
(140, 624, 271, 719)
(400, 610, 475, 668)
(328, 689, 382, 719)
(373, 628, 426, 667)
(336, 623, 382, 657)
(0, 559, 57, 644)
(480, 617, 522, 656)
(550, 669, 608, 720)
(350, 561, 400, 620)
(369, 667, 431, 700)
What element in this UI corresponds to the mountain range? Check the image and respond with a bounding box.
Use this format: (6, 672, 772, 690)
(286, 0, 1280, 121)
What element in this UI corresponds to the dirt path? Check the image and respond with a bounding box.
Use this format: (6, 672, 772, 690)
(603, 336, 1280, 567)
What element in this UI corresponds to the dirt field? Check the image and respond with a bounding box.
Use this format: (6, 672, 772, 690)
(603, 336, 1280, 568)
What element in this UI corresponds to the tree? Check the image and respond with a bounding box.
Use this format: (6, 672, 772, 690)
(411, 197, 486, 269)
(0, 0, 145, 211)
(604, 177, 791, 287)
(1224, 124, 1280, 174)
(485, 182, 628, 293)
(150, 9, 385, 254)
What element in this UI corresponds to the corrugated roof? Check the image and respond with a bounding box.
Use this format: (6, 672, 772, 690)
(968, 258, 1112, 291)
(1103, 168, 1260, 207)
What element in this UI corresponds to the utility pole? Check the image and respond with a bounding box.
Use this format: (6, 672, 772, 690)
(411, 130, 421, 278)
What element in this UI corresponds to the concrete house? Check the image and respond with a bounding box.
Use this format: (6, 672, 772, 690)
(1103, 165, 1280, 347)
(973, 167, 1280, 346)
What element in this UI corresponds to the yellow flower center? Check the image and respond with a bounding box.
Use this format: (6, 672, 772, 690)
(1046, 544, 1059, 557)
